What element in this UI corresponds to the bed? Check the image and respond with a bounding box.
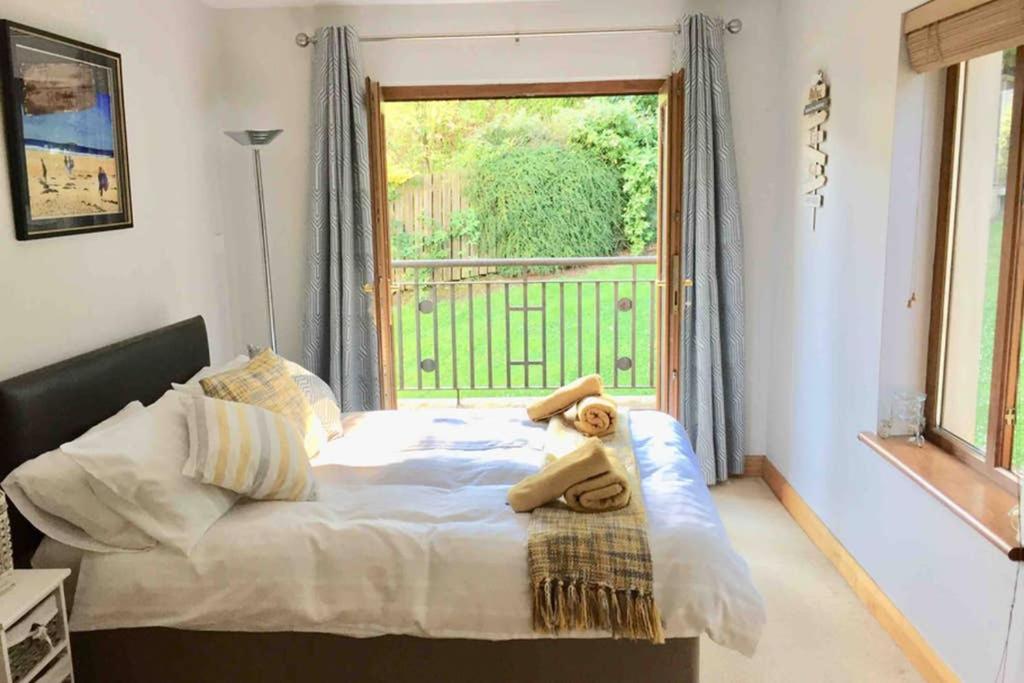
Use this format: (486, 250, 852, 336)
(0, 317, 764, 682)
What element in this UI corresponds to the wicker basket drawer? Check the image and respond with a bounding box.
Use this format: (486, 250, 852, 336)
(27, 649, 70, 683)
(5, 591, 64, 683)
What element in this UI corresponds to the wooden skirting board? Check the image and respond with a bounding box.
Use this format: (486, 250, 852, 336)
(742, 455, 765, 477)
(751, 458, 959, 683)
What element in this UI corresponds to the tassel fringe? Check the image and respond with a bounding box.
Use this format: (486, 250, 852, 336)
(532, 578, 665, 644)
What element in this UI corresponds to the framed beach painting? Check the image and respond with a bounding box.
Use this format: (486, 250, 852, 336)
(0, 21, 132, 240)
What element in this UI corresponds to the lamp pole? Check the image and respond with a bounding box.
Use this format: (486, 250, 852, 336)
(225, 129, 283, 353)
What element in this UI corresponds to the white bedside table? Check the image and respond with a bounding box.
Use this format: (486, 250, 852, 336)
(0, 570, 72, 683)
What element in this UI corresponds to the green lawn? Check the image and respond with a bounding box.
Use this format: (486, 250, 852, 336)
(974, 220, 1001, 451)
(974, 219, 1024, 472)
(392, 263, 657, 399)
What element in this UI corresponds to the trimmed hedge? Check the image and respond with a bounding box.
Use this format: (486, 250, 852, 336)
(465, 146, 622, 271)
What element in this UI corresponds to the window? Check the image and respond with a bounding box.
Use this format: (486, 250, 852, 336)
(927, 46, 1024, 490)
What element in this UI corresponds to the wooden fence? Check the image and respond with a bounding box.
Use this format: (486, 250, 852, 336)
(388, 173, 493, 281)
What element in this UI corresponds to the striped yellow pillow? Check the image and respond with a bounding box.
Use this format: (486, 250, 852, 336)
(200, 349, 326, 458)
(182, 394, 316, 501)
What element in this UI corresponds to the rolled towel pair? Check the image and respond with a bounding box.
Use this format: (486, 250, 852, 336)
(573, 394, 618, 437)
(507, 437, 631, 513)
(526, 374, 603, 421)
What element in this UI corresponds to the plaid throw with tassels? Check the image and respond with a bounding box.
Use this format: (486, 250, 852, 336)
(527, 410, 665, 643)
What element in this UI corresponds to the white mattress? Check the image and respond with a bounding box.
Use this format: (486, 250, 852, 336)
(51, 409, 765, 655)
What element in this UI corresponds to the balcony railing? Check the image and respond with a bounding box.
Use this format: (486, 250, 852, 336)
(390, 256, 657, 403)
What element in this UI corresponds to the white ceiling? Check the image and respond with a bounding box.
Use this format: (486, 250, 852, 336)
(203, 0, 535, 8)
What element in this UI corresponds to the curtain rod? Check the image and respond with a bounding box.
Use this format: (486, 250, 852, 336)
(294, 19, 742, 47)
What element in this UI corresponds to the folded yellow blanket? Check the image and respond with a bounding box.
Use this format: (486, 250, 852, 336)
(507, 437, 628, 513)
(526, 374, 603, 421)
(573, 393, 617, 437)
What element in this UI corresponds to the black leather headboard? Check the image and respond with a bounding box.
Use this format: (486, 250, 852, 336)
(0, 316, 210, 565)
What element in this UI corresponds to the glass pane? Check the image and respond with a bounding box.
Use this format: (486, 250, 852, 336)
(939, 49, 1016, 451)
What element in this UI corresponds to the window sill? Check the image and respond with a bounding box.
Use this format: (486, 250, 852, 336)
(858, 432, 1022, 561)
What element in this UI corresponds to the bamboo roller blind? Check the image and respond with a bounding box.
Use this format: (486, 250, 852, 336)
(905, 0, 1024, 72)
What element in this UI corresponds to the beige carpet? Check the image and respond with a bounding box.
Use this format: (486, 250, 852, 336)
(703, 478, 922, 682)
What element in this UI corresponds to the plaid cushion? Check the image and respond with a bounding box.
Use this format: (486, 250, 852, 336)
(248, 346, 343, 439)
(200, 349, 326, 458)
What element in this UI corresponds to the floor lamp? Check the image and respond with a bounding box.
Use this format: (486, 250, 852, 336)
(225, 129, 283, 353)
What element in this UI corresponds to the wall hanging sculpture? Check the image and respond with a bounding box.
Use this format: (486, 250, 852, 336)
(803, 70, 829, 231)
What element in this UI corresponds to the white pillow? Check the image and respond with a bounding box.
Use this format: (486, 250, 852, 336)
(64, 390, 238, 555)
(171, 354, 250, 396)
(2, 402, 156, 553)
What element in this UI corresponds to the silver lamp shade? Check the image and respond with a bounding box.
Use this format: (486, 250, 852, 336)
(225, 129, 283, 148)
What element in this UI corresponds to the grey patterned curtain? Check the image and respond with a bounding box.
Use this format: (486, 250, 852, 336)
(301, 26, 381, 411)
(680, 14, 745, 485)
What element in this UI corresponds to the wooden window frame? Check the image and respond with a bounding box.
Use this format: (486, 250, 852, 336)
(926, 48, 1024, 494)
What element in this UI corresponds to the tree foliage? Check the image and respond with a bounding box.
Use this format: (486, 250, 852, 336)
(391, 209, 480, 261)
(562, 97, 658, 253)
(465, 146, 622, 271)
(384, 95, 657, 260)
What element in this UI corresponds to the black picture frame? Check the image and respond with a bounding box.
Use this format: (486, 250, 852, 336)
(0, 20, 132, 240)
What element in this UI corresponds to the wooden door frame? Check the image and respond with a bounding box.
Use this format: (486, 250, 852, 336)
(367, 76, 682, 414)
(367, 78, 396, 409)
(655, 70, 685, 419)
(380, 79, 665, 102)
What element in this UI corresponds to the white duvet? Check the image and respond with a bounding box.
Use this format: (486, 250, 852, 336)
(64, 409, 765, 654)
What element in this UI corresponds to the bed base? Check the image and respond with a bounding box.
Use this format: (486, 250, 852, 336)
(72, 629, 699, 683)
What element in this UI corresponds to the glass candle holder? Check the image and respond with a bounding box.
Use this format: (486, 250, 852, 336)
(890, 391, 926, 447)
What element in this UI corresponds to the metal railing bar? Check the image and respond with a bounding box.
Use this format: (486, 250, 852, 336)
(541, 281, 548, 388)
(404, 384, 656, 391)
(414, 268, 423, 390)
(393, 278, 648, 287)
(432, 282, 440, 389)
(449, 282, 458, 392)
(594, 281, 601, 377)
(392, 256, 658, 398)
(504, 283, 511, 389)
(392, 256, 656, 268)
(631, 264, 638, 388)
(395, 290, 405, 390)
(613, 279, 620, 389)
(559, 282, 565, 387)
(648, 280, 655, 387)
(522, 273, 529, 389)
(577, 282, 583, 379)
(468, 282, 476, 389)
(486, 282, 494, 388)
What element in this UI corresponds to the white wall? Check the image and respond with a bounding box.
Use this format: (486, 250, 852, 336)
(0, 0, 235, 379)
(769, 1, 1024, 681)
(877, 63, 943, 422)
(213, 0, 780, 455)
